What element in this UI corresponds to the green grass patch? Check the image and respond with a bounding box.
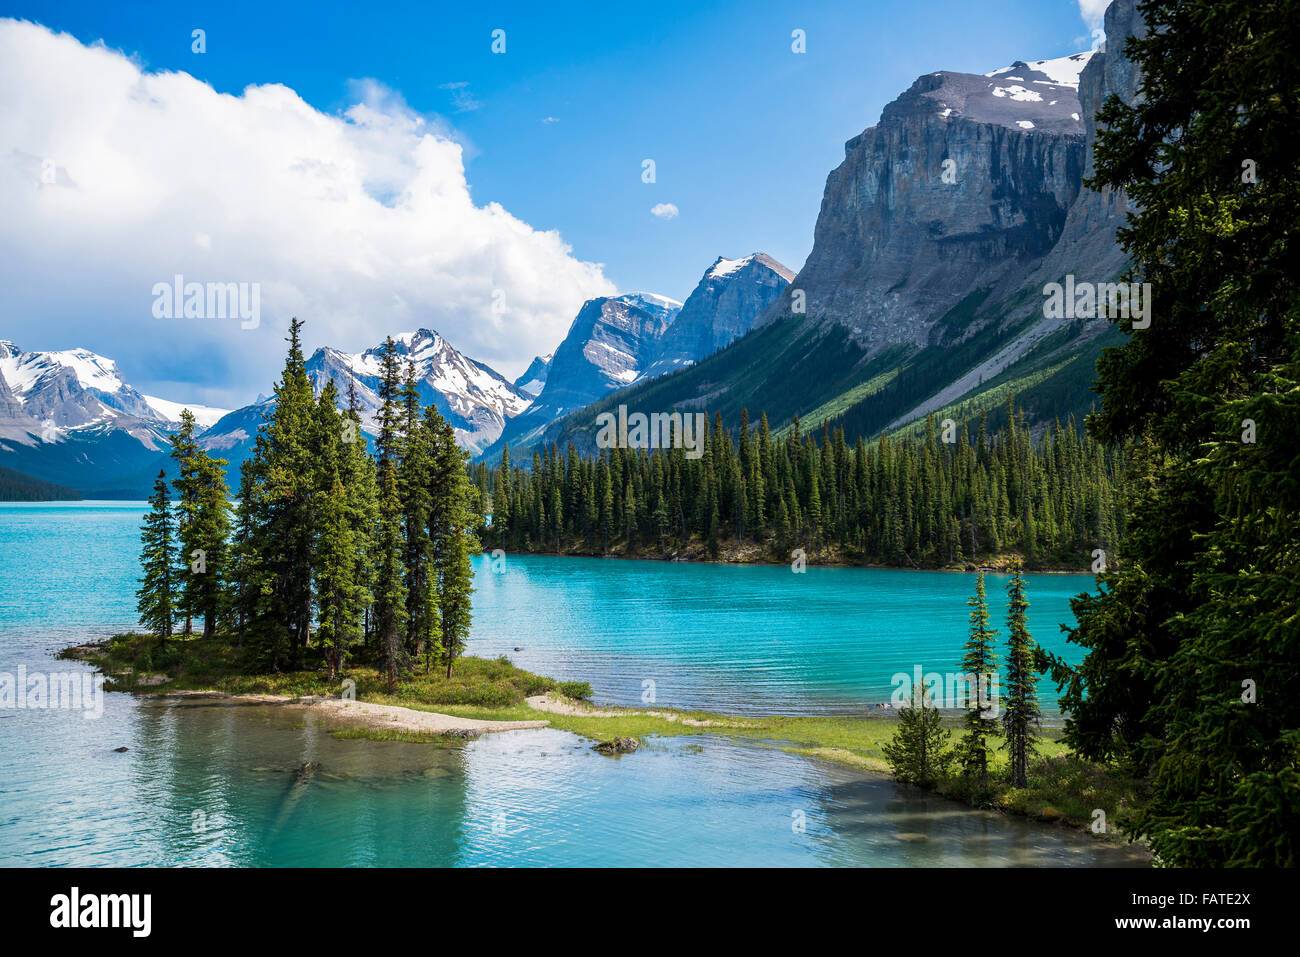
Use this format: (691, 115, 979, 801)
(61, 633, 560, 709)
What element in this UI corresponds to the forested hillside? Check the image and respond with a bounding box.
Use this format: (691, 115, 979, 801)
(0, 464, 81, 501)
(475, 399, 1126, 570)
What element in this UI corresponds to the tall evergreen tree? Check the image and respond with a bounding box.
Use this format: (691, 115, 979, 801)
(958, 572, 999, 791)
(315, 471, 360, 679)
(168, 410, 202, 636)
(372, 337, 409, 691)
(432, 420, 475, 678)
(1001, 562, 1039, 788)
(170, 410, 231, 640)
(136, 471, 176, 647)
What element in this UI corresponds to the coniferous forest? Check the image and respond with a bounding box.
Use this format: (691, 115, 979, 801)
(136, 319, 478, 689)
(474, 401, 1127, 570)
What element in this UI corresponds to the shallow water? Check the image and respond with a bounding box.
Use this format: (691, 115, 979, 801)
(0, 502, 1142, 867)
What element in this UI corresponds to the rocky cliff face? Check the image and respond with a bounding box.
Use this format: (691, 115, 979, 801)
(530, 3, 1149, 447)
(637, 253, 793, 382)
(545, 293, 680, 409)
(1033, 0, 1146, 285)
(772, 53, 1093, 349)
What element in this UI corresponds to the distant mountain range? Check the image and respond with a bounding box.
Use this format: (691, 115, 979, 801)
(0, 0, 1145, 496)
(0, 340, 230, 496)
(0, 245, 788, 494)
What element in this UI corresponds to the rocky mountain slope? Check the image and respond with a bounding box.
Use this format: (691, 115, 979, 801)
(636, 253, 793, 382)
(480, 252, 793, 460)
(484, 292, 682, 455)
(539, 0, 1143, 454)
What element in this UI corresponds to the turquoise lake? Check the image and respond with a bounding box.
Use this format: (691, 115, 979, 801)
(0, 502, 1144, 867)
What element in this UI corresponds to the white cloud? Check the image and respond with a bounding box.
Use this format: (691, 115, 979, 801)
(1077, 0, 1110, 31)
(650, 203, 679, 220)
(0, 19, 615, 403)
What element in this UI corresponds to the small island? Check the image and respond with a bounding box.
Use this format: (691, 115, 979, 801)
(61, 626, 1144, 853)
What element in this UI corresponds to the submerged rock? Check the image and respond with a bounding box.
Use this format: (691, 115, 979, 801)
(593, 737, 639, 755)
(440, 728, 481, 740)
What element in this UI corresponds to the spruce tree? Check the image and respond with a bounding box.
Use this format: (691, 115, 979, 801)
(136, 471, 176, 647)
(250, 318, 318, 666)
(958, 572, 999, 791)
(315, 471, 360, 679)
(170, 410, 231, 640)
(1060, 0, 1300, 865)
(168, 410, 202, 636)
(1001, 562, 1039, 788)
(372, 337, 408, 691)
(432, 420, 474, 678)
(883, 682, 952, 787)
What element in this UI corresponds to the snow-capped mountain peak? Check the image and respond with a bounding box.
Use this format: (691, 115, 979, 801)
(985, 51, 1095, 89)
(706, 252, 797, 283)
(300, 328, 531, 456)
(513, 353, 553, 397)
(617, 292, 683, 322)
(635, 251, 793, 383)
(0, 346, 126, 400)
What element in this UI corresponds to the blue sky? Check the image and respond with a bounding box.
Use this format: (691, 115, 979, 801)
(0, 0, 1101, 404)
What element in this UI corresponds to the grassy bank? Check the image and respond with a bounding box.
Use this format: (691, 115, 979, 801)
(63, 631, 1141, 845)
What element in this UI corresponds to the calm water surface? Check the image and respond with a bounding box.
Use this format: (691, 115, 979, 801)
(0, 502, 1144, 867)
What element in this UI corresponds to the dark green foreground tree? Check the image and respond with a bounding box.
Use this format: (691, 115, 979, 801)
(1001, 563, 1038, 789)
(883, 683, 952, 787)
(1053, 0, 1300, 865)
(958, 572, 999, 791)
(136, 471, 176, 647)
(170, 409, 232, 640)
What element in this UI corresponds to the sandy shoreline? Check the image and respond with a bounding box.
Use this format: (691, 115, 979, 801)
(524, 692, 755, 727)
(151, 690, 550, 736)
